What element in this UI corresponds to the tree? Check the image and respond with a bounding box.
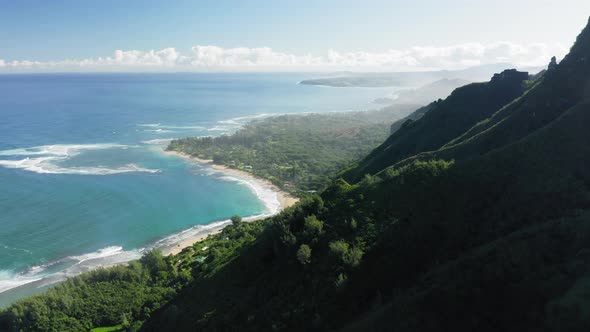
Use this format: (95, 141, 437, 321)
(296, 244, 312, 265)
(329, 240, 349, 259)
(303, 215, 324, 242)
(231, 215, 242, 227)
(121, 312, 131, 329)
(329, 240, 363, 268)
(343, 247, 364, 268)
(139, 250, 167, 280)
(349, 218, 358, 231)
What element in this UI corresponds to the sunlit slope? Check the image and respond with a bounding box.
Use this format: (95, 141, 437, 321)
(342, 69, 529, 182)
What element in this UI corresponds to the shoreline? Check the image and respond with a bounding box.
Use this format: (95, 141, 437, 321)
(0, 147, 300, 301)
(160, 149, 299, 255)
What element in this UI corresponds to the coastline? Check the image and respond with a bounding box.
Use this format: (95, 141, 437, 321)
(0, 146, 300, 304)
(160, 149, 299, 256)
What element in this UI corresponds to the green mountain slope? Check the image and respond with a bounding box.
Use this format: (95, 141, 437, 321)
(343, 99, 590, 331)
(342, 69, 530, 182)
(388, 103, 433, 135)
(394, 20, 590, 167)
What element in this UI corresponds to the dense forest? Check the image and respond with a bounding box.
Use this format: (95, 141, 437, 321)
(3, 17, 590, 332)
(167, 105, 417, 193)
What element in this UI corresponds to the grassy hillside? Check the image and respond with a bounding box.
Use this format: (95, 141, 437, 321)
(394, 19, 590, 167)
(342, 69, 531, 182)
(388, 103, 433, 135)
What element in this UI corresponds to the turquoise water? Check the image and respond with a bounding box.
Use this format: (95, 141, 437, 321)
(0, 73, 391, 305)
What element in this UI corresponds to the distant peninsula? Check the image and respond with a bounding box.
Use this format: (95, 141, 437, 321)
(299, 63, 541, 88)
(300, 76, 403, 87)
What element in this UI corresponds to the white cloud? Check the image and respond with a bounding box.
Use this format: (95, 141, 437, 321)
(188, 46, 321, 67)
(108, 48, 180, 66)
(0, 42, 568, 72)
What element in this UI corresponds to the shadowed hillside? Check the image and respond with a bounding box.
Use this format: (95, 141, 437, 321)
(342, 69, 531, 182)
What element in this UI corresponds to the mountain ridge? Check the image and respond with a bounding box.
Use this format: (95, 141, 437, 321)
(342, 68, 532, 182)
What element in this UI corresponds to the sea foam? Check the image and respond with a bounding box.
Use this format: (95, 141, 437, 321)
(0, 246, 143, 294)
(0, 117, 281, 296)
(142, 138, 174, 145)
(137, 123, 206, 134)
(0, 270, 43, 293)
(0, 144, 160, 175)
(143, 129, 172, 133)
(0, 141, 283, 296)
(217, 174, 281, 215)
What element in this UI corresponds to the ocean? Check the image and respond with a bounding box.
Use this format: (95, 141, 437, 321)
(0, 73, 392, 306)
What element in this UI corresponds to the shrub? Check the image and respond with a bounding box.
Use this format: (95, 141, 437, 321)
(296, 244, 312, 265)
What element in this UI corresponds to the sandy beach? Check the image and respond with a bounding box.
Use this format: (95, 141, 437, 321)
(160, 150, 299, 255)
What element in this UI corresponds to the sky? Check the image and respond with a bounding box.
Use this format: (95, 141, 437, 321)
(1, 0, 589, 72)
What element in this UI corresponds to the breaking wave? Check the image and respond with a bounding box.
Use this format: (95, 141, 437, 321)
(0, 246, 143, 294)
(0, 144, 160, 175)
(141, 138, 174, 145)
